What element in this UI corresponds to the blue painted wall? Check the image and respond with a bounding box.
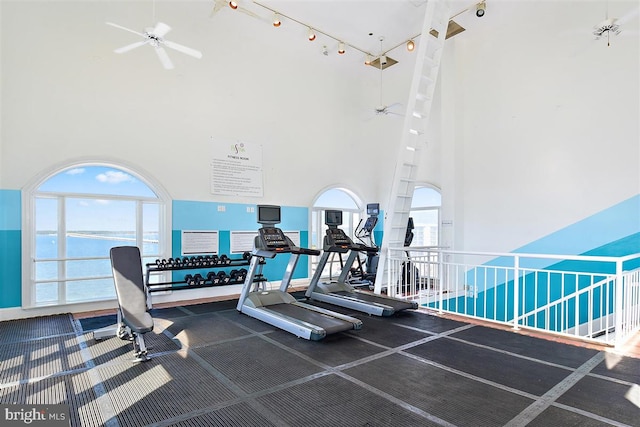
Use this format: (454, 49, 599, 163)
(0, 190, 22, 309)
(437, 194, 640, 328)
(172, 201, 311, 284)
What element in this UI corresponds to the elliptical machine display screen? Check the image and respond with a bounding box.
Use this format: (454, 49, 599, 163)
(363, 216, 378, 232)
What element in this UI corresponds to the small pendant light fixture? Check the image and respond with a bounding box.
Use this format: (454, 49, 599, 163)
(272, 13, 281, 27)
(308, 27, 316, 41)
(338, 42, 345, 54)
(406, 39, 415, 51)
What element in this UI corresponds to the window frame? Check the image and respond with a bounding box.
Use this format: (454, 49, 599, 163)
(409, 184, 442, 247)
(22, 160, 171, 309)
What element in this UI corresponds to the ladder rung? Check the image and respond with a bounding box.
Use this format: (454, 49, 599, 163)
(421, 74, 435, 84)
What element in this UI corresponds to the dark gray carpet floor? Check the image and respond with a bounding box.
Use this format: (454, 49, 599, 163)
(1, 296, 639, 427)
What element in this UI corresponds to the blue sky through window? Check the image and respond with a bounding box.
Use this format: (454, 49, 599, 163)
(38, 166, 156, 197)
(36, 166, 158, 232)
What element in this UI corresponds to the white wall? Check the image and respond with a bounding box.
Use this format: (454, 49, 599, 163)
(437, 0, 639, 252)
(2, 0, 638, 255)
(0, 0, 412, 206)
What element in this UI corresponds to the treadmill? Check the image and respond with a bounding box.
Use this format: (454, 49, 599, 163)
(237, 205, 362, 340)
(305, 209, 418, 316)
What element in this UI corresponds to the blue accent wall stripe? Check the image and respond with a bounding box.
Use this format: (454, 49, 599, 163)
(514, 194, 640, 256)
(0, 190, 22, 308)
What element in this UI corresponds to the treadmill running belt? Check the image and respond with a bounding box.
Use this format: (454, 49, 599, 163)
(266, 303, 355, 335)
(333, 290, 414, 311)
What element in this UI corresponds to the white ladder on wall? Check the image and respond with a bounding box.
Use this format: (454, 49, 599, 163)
(374, 0, 450, 294)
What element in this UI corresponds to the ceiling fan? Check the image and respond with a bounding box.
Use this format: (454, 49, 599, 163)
(592, 3, 639, 46)
(106, 21, 203, 69)
(372, 38, 403, 118)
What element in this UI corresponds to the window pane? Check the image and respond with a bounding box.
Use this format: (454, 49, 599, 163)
(315, 189, 358, 209)
(66, 278, 116, 302)
(35, 282, 58, 304)
(35, 197, 58, 235)
(411, 209, 439, 246)
(66, 259, 112, 279)
(411, 187, 441, 208)
(143, 202, 160, 256)
(38, 166, 156, 197)
(36, 261, 58, 281)
(66, 198, 136, 258)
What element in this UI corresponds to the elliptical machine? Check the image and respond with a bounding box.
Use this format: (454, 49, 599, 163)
(350, 203, 380, 287)
(400, 217, 420, 293)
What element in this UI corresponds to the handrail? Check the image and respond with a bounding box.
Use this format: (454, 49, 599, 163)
(383, 247, 640, 348)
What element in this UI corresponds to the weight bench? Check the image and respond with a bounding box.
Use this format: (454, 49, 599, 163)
(103, 246, 154, 362)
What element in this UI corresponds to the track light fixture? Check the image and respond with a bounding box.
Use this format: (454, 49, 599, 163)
(338, 42, 345, 54)
(475, 2, 485, 17)
(406, 39, 415, 52)
(272, 13, 281, 27)
(308, 28, 316, 41)
(364, 54, 373, 65)
(228, 1, 238, 10)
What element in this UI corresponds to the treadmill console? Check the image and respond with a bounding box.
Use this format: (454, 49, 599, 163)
(326, 228, 351, 247)
(258, 227, 290, 251)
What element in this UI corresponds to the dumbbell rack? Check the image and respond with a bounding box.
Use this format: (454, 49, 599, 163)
(145, 254, 266, 294)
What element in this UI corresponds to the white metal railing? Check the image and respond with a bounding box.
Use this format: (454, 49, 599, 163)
(383, 247, 640, 348)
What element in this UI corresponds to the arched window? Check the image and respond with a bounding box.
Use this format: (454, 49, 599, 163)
(24, 163, 169, 308)
(410, 185, 442, 247)
(310, 188, 362, 278)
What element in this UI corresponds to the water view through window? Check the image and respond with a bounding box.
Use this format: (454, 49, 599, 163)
(32, 165, 162, 306)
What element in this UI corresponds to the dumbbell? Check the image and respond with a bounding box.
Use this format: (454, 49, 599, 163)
(166, 258, 175, 267)
(236, 268, 248, 282)
(174, 257, 183, 266)
(242, 251, 252, 261)
(155, 259, 163, 267)
(184, 274, 194, 285)
(229, 269, 238, 280)
(210, 271, 225, 285)
(219, 254, 231, 265)
(211, 255, 220, 266)
(207, 271, 217, 284)
(193, 273, 204, 285)
(221, 271, 232, 284)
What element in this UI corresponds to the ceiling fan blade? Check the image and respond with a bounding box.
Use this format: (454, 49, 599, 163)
(617, 6, 639, 26)
(386, 102, 403, 110)
(106, 22, 145, 38)
(163, 40, 203, 59)
(114, 40, 149, 54)
(155, 46, 174, 69)
(152, 22, 172, 38)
